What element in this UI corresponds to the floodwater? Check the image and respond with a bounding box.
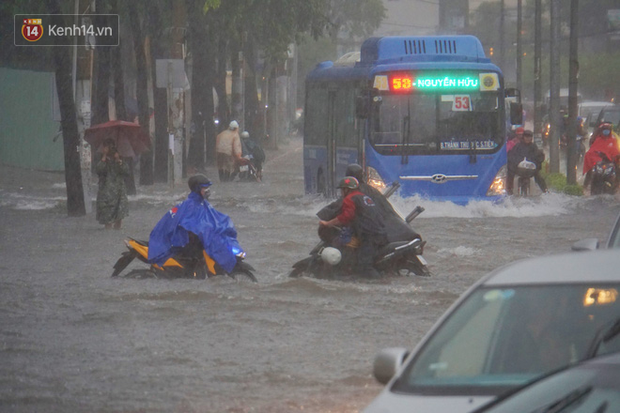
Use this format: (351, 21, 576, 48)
(0, 137, 619, 413)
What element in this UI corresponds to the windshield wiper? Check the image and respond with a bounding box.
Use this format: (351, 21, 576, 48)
(531, 385, 593, 413)
(401, 99, 411, 165)
(586, 317, 620, 359)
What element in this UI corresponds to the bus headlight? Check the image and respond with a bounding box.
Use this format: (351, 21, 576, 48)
(367, 167, 387, 192)
(486, 165, 507, 196)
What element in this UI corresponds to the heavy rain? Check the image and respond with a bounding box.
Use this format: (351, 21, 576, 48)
(1, 1, 620, 412)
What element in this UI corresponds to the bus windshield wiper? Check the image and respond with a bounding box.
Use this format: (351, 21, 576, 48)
(531, 385, 593, 413)
(401, 99, 411, 165)
(586, 317, 620, 359)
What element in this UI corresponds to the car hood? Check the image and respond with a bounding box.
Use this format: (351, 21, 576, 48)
(362, 391, 494, 413)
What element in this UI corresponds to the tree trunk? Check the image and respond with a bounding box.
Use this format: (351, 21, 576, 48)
(215, 35, 230, 130)
(91, 42, 110, 126)
(203, 14, 218, 165)
(110, 0, 136, 195)
(548, 0, 561, 173)
(230, 36, 242, 124)
(185, 0, 208, 170)
(146, 2, 169, 183)
(47, 0, 85, 217)
(129, 2, 153, 185)
(243, 36, 260, 137)
(566, 0, 579, 185)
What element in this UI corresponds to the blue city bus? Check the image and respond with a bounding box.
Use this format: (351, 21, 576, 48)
(303, 36, 520, 204)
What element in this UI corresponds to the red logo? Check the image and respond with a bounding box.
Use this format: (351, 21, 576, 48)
(363, 195, 375, 206)
(169, 206, 178, 217)
(22, 18, 43, 42)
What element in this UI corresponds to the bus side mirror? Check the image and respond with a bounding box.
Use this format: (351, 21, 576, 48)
(356, 96, 369, 119)
(510, 102, 523, 125)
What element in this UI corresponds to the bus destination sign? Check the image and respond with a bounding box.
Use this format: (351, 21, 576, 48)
(373, 72, 499, 92)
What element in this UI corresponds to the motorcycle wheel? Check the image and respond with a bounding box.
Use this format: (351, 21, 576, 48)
(288, 256, 317, 278)
(518, 177, 530, 197)
(407, 259, 432, 277)
(591, 180, 604, 195)
(123, 269, 159, 279)
(229, 268, 258, 283)
(289, 267, 305, 278)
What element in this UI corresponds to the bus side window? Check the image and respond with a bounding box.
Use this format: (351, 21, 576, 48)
(356, 95, 369, 119)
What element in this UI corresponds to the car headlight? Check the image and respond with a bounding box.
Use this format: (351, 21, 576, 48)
(367, 166, 387, 192)
(486, 165, 507, 196)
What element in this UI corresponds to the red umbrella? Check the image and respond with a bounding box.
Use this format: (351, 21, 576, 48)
(84, 120, 151, 158)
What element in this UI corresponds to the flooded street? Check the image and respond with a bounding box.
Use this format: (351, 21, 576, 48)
(1, 137, 619, 413)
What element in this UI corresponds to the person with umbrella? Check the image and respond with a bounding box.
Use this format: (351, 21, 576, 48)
(96, 138, 130, 229)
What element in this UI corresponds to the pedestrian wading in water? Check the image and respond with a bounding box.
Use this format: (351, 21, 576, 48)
(96, 138, 129, 229)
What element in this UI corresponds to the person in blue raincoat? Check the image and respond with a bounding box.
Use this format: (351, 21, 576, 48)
(148, 174, 244, 274)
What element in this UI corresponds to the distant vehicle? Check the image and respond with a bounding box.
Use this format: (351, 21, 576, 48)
(362, 249, 620, 413)
(304, 35, 521, 205)
(544, 88, 582, 109)
(572, 211, 620, 251)
(578, 100, 613, 119)
(471, 352, 620, 413)
(595, 105, 620, 130)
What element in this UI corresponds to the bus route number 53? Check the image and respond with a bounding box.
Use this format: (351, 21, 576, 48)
(452, 95, 471, 112)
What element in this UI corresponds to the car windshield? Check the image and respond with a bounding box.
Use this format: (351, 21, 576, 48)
(579, 105, 610, 119)
(369, 90, 503, 156)
(391, 284, 620, 397)
(474, 356, 620, 413)
(599, 109, 620, 127)
(608, 215, 620, 249)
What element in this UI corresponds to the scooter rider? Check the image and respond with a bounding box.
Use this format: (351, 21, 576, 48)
(148, 174, 244, 274)
(506, 129, 548, 194)
(344, 164, 398, 219)
(343, 163, 421, 242)
(319, 176, 388, 279)
(583, 122, 620, 192)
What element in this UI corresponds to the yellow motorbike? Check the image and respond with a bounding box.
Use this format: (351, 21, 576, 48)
(111, 238, 258, 282)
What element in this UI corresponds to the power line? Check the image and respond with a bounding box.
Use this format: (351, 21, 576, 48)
(381, 21, 436, 29)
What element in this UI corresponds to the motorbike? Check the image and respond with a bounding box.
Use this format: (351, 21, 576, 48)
(238, 136, 265, 182)
(238, 156, 261, 182)
(289, 182, 430, 279)
(515, 158, 538, 197)
(111, 238, 258, 282)
(588, 152, 618, 195)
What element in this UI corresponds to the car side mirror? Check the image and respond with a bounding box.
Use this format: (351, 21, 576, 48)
(372, 347, 409, 384)
(572, 238, 600, 251)
(510, 102, 523, 125)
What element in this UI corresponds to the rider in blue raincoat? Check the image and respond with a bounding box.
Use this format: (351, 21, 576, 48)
(148, 175, 243, 273)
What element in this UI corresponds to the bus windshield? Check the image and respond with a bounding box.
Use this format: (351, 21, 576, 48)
(370, 90, 503, 156)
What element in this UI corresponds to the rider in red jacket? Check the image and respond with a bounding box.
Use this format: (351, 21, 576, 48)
(319, 176, 388, 279)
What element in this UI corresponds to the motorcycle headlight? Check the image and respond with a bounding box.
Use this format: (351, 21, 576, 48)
(366, 166, 387, 192)
(232, 246, 246, 258)
(486, 165, 507, 196)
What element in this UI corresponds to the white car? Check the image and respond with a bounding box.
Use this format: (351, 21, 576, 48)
(572, 211, 620, 251)
(363, 249, 620, 413)
(471, 351, 620, 413)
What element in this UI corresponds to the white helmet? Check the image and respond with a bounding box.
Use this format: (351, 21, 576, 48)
(320, 247, 342, 266)
(241, 131, 250, 139)
(229, 120, 239, 130)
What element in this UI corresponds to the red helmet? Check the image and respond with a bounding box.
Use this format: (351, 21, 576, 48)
(515, 126, 525, 135)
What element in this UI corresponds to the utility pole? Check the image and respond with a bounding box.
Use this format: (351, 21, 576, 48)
(567, 0, 580, 184)
(500, 0, 505, 70)
(534, 0, 542, 143)
(516, 0, 522, 94)
(548, 0, 561, 173)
